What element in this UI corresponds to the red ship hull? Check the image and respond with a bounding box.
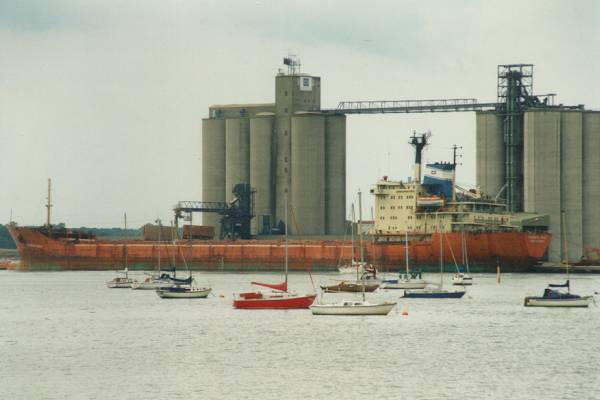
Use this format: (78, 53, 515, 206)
(6, 225, 551, 272)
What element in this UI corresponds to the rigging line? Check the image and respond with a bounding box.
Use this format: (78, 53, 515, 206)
(443, 231, 460, 271)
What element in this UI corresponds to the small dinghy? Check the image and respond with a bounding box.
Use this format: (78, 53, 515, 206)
(524, 280, 592, 308)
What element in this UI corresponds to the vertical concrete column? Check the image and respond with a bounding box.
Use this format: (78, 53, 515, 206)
(201, 118, 226, 236)
(291, 113, 326, 235)
(225, 118, 250, 202)
(250, 114, 274, 235)
(524, 111, 562, 261)
(583, 112, 600, 257)
(560, 112, 583, 261)
(475, 112, 505, 198)
(325, 115, 346, 234)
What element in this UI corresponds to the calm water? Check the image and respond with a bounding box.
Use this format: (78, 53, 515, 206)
(1, 270, 599, 399)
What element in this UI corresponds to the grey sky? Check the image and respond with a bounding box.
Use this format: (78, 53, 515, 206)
(1, 0, 599, 227)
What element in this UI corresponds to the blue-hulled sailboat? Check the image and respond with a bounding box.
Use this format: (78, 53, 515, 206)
(403, 221, 466, 299)
(524, 212, 592, 307)
(524, 280, 592, 307)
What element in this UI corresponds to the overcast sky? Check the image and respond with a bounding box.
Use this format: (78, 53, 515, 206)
(1, 0, 599, 227)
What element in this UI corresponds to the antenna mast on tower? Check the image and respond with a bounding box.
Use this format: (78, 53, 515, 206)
(283, 54, 301, 75)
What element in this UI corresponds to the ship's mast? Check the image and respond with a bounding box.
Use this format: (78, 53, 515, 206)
(45, 178, 52, 229)
(358, 190, 364, 266)
(451, 145, 462, 202)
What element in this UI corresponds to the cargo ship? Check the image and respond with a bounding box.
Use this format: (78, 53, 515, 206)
(6, 133, 551, 272)
(6, 223, 549, 272)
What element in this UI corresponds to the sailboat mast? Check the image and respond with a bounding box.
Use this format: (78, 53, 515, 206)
(156, 219, 162, 273)
(439, 214, 443, 288)
(351, 204, 355, 263)
(124, 212, 128, 278)
(358, 190, 364, 264)
(285, 189, 289, 286)
(561, 210, 570, 287)
(405, 231, 409, 275)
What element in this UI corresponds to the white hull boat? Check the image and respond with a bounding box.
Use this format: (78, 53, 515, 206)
(156, 287, 212, 299)
(310, 300, 396, 316)
(524, 295, 592, 307)
(131, 279, 172, 290)
(106, 278, 135, 289)
(452, 273, 473, 286)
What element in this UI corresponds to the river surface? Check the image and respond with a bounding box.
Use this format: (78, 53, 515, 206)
(1, 270, 599, 399)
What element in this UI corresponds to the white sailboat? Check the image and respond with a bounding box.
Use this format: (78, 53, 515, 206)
(106, 213, 136, 289)
(338, 202, 373, 274)
(132, 219, 174, 290)
(404, 217, 466, 298)
(156, 221, 212, 299)
(381, 231, 428, 289)
(312, 191, 395, 316)
(322, 197, 381, 293)
(452, 227, 473, 286)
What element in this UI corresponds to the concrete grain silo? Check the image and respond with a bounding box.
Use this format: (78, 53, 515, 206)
(583, 111, 600, 257)
(523, 110, 562, 260)
(250, 114, 274, 235)
(201, 118, 226, 235)
(225, 118, 250, 202)
(475, 111, 505, 199)
(325, 114, 346, 234)
(291, 113, 326, 235)
(560, 112, 583, 261)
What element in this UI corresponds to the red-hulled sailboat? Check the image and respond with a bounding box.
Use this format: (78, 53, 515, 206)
(233, 192, 316, 309)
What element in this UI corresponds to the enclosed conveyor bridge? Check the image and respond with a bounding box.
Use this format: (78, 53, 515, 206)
(321, 98, 499, 114)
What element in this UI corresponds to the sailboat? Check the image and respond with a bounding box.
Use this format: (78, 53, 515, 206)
(337, 208, 373, 274)
(132, 219, 176, 290)
(310, 296, 396, 316)
(403, 218, 466, 298)
(156, 250, 211, 299)
(321, 195, 381, 293)
(452, 227, 473, 285)
(381, 232, 428, 289)
(106, 213, 136, 288)
(524, 212, 592, 307)
(232, 191, 316, 309)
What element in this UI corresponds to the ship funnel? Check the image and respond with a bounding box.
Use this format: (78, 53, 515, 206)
(409, 132, 429, 183)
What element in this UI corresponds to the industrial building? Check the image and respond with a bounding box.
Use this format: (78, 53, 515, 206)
(202, 60, 600, 262)
(475, 65, 600, 262)
(202, 58, 346, 237)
